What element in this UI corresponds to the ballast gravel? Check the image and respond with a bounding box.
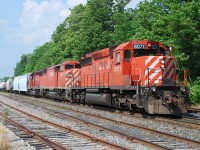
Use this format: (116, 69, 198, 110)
(0, 96, 151, 150)
(1, 94, 200, 149)
(0, 122, 36, 150)
(29, 96, 200, 143)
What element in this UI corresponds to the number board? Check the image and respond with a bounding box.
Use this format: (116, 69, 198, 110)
(133, 44, 159, 50)
(133, 44, 145, 49)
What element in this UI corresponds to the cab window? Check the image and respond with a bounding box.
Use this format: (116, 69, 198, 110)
(116, 52, 120, 64)
(160, 47, 166, 56)
(124, 49, 131, 62)
(75, 64, 81, 68)
(60, 65, 65, 72)
(65, 64, 74, 69)
(134, 49, 158, 57)
(134, 49, 145, 57)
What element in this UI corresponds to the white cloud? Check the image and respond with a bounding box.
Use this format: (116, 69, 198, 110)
(12, 0, 138, 45)
(16, 0, 86, 44)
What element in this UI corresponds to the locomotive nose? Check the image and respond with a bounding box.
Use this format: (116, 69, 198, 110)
(144, 56, 175, 87)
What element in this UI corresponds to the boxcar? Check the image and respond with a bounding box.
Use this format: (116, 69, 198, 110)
(0, 82, 6, 91)
(6, 79, 13, 92)
(13, 73, 30, 94)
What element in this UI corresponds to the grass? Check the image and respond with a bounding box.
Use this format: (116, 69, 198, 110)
(3, 109, 9, 116)
(0, 124, 10, 150)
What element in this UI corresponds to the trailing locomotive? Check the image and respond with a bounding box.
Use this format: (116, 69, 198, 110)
(28, 61, 80, 99)
(12, 40, 190, 115)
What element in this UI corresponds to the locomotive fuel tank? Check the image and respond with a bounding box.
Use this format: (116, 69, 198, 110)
(86, 93, 112, 106)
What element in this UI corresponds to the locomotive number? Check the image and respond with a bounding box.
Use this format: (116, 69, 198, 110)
(133, 44, 145, 49)
(114, 66, 121, 72)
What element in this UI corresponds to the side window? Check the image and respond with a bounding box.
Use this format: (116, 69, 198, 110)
(116, 52, 120, 64)
(65, 64, 74, 69)
(124, 49, 131, 62)
(60, 65, 65, 72)
(75, 64, 81, 68)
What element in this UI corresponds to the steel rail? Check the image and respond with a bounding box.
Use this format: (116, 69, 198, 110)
(188, 107, 200, 113)
(0, 95, 172, 150)
(0, 101, 128, 150)
(25, 98, 200, 148)
(3, 93, 200, 149)
(0, 112, 69, 150)
(154, 116, 200, 130)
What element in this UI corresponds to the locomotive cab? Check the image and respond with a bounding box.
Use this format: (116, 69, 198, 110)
(112, 40, 189, 114)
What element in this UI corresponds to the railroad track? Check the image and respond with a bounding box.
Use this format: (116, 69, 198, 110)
(4, 93, 200, 130)
(188, 107, 200, 114)
(1, 93, 200, 149)
(0, 100, 128, 150)
(0, 115, 53, 150)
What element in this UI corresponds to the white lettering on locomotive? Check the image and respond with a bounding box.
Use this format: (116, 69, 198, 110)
(49, 71, 54, 76)
(114, 66, 121, 72)
(98, 61, 110, 71)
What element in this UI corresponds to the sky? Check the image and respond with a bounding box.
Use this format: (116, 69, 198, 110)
(0, 0, 142, 78)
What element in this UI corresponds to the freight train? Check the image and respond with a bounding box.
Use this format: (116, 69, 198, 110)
(3, 40, 190, 114)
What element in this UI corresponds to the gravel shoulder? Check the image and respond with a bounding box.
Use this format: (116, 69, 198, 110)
(0, 121, 36, 150)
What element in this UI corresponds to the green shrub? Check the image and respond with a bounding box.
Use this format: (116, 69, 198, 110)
(189, 77, 200, 105)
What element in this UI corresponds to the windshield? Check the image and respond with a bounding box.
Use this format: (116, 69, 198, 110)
(134, 49, 159, 57)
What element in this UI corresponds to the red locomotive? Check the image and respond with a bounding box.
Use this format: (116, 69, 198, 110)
(28, 40, 190, 114)
(29, 61, 81, 100)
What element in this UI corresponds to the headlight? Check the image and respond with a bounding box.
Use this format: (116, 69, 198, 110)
(161, 65, 165, 69)
(151, 86, 157, 92)
(161, 60, 165, 64)
(180, 86, 186, 92)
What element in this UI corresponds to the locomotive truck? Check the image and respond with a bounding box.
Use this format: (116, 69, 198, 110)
(13, 40, 189, 115)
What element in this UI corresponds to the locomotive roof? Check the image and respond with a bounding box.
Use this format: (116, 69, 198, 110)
(45, 60, 79, 70)
(85, 48, 110, 58)
(82, 40, 168, 59)
(30, 60, 79, 75)
(115, 40, 168, 50)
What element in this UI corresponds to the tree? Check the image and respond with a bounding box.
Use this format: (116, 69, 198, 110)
(14, 54, 31, 76)
(132, 0, 200, 80)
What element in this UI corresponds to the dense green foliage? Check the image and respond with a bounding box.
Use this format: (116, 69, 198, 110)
(189, 78, 200, 105)
(13, 0, 200, 104)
